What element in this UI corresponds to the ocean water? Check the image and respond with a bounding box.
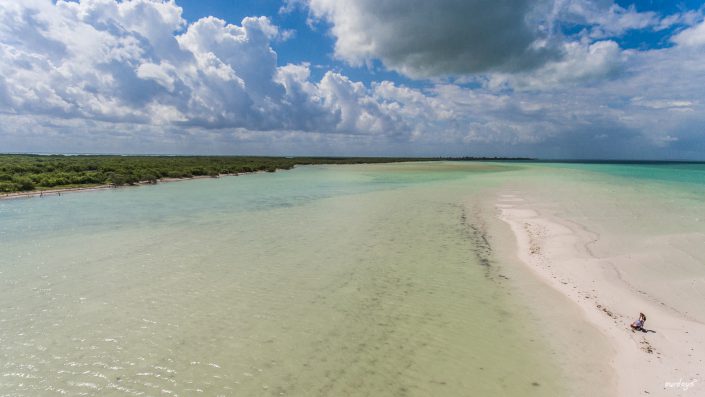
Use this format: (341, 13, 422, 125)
(0, 162, 567, 396)
(4, 160, 705, 396)
(531, 161, 705, 187)
(520, 161, 705, 237)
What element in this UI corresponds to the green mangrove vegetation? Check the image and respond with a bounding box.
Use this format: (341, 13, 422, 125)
(0, 154, 429, 193)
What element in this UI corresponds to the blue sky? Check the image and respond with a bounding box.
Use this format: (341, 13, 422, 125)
(0, 0, 704, 159)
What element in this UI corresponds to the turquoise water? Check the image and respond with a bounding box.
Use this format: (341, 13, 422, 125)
(0, 162, 564, 396)
(3, 160, 705, 396)
(518, 162, 705, 232)
(533, 161, 705, 187)
(0, 163, 513, 244)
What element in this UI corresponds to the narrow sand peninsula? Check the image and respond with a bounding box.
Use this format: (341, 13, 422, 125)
(497, 193, 704, 397)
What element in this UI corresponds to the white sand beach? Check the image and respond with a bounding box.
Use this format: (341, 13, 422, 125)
(497, 187, 705, 397)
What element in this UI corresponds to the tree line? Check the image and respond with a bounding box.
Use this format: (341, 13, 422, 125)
(0, 155, 427, 193)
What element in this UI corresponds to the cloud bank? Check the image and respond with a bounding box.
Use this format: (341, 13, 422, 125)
(0, 0, 704, 158)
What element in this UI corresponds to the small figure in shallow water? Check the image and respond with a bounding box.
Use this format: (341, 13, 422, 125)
(630, 312, 646, 331)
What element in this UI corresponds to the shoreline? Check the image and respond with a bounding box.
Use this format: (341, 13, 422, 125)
(0, 172, 252, 201)
(496, 192, 704, 396)
(0, 160, 436, 201)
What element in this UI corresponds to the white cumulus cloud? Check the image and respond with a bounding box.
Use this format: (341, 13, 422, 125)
(672, 18, 705, 47)
(0, 0, 399, 134)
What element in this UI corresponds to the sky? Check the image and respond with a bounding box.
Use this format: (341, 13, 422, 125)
(0, 0, 704, 159)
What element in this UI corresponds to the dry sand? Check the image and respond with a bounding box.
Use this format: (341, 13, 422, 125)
(497, 192, 705, 397)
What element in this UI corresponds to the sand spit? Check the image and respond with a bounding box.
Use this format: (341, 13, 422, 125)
(497, 193, 705, 397)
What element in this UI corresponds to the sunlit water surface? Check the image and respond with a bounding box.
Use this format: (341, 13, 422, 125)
(1, 162, 592, 396)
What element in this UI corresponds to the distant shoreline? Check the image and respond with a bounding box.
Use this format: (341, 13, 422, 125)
(0, 172, 250, 200)
(0, 155, 428, 198)
(0, 155, 537, 200)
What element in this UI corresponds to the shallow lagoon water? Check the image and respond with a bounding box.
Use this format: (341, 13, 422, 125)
(1, 162, 569, 396)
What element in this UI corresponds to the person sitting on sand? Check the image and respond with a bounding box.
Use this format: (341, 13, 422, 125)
(630, 312, 646, 331)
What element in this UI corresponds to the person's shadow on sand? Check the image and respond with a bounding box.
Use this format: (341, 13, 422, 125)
(640, 328, 656, 333)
